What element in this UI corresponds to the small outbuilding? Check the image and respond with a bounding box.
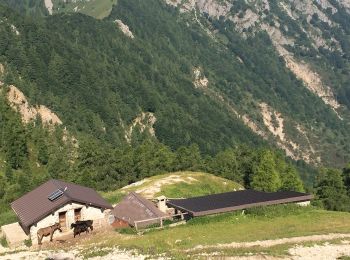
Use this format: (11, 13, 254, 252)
(167, 190, 313, 217)
(112, 192, 168, 229)
(7, 179, 113, 245)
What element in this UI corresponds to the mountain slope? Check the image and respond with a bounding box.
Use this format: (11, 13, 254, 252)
(107, 0, 350, 166)
(0, 0, 349, 167)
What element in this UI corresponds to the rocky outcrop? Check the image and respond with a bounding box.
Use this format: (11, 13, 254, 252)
(283, 54, 340, 111)
(193, 67, 209, 89)
(44, 0, 53, 15)
(10, 24, 19, 35)
(6, 85, 62, 126)
(115, 20, 135, 39)
(165, 0, 231, 18)
(259, 103, 317, 163)
(125, 112, 157, 143)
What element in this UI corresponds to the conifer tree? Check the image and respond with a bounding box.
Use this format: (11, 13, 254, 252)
(315, 168, 350, 211)
(250, 150, 281, 192)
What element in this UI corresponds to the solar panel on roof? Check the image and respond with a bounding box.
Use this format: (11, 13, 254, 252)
(48, 189, 64, 201)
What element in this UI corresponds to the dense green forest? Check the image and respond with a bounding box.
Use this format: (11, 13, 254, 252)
(0, 0, 350, 166)
(1, 0, 350, 225)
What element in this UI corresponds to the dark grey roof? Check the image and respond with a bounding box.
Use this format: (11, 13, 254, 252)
(112, 192, 167, 227)
(11, 179, 112, 229)
(167, 190, 313, 217)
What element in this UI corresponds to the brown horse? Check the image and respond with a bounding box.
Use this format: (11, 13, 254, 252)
(37, 223, 62, 245)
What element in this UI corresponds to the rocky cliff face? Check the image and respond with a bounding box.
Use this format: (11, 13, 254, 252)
(161, 0, 350, 165)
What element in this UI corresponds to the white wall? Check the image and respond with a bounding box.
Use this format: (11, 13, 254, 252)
(296, 201, 311, 207)
(30, 202, 106, 244)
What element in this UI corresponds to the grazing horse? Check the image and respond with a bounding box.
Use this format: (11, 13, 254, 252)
(37, 223, 62, 245)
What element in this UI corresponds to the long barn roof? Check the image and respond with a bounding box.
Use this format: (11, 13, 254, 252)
(11, 179, 112, 230)
(167, 190, 313, 216)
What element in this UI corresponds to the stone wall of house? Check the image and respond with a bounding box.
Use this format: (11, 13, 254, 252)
(29, 202, 107, 244)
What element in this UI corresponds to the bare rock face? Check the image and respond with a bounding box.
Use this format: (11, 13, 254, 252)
(165, 0, 232, 18)
(44, 0, 53, 15)
(125, 112, 157, 143)
(6, 85, 62, 126)
(339, 0, 350, 10)
(115, 19, 135, 39)
(193, 67, 209, 89)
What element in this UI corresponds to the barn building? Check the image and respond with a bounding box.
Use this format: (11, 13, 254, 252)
(167, 190, 313, 217)
(5, 179, 112, 245)
(111, 192, 168, 229)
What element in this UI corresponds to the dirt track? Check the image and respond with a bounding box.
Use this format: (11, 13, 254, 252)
(190, 233, 350, 250)
(2, 233, 350, 259)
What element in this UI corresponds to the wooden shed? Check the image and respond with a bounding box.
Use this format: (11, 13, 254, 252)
(112, 192, 168, 229)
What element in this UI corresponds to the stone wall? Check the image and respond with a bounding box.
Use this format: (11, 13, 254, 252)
(29, 202, 107, 244)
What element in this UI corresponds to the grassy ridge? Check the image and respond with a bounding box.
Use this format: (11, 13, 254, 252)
(101, 171, 243, 204)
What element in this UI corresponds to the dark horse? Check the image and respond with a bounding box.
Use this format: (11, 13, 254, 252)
(70, 220, 93, 238)
(37, 223, 62, 245)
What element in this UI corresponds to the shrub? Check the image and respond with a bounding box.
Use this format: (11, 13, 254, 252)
(24, 239, 32, 247)
(0, 236, 8, 248)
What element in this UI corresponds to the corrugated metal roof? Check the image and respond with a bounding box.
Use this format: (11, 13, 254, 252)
(167, 190, 313, 216)
(112, 192, 167, 227)
(11, 179, 112, 229)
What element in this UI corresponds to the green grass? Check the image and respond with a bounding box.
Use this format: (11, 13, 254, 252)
(53, 0, 118, 19)
(0, 236, 8, 248)
(81, 248, 112, 259)
(101, 171, 243, 204)
(0, 209, 17, 227)
(92, 206, 350, 257)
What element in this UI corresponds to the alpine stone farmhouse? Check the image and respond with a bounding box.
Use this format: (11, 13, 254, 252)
(6, 179, 112, 245)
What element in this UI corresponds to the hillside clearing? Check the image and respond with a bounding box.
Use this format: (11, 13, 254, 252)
(53, 0, 118, 19)
(101, 171, 243, 203)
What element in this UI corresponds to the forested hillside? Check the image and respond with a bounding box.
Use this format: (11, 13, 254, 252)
(1, 0, 350, 222)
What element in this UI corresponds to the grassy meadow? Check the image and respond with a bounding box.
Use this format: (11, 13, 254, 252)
(80, 205, 350, 258)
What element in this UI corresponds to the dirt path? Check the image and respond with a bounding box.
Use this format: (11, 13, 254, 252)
(190, 233, 350, 250)
(0, 248, 146, 260)
(2, 233, 350, 259)
(289, 241, 350, 260)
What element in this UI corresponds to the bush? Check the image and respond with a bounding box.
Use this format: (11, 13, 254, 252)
(0, 236, 8, 248)
(24, 239, 32, 247)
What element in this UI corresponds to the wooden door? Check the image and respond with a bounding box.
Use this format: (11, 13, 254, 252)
(59, 211, 67, 229)
(74, 208, 82, 221)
